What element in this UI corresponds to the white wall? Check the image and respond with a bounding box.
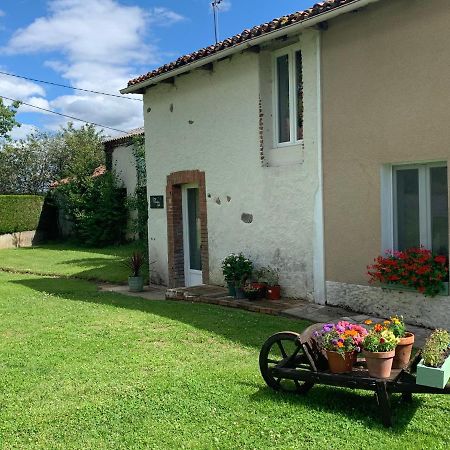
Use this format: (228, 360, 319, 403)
(111, 143, 139, 240)
(112, 144, 138, 195)
(144, 30, 320, 299)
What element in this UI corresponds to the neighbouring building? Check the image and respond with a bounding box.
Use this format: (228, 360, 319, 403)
(122, 0, 450, 329)
(103, 127, 145, 198)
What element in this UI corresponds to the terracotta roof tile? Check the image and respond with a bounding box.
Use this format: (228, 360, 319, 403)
(127, 0, 359, 88)
(103, 127, 144, 145)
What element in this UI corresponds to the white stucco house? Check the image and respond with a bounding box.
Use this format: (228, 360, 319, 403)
(121, 0, 450, 329)
(104, 127, 145, 240)
(104, 127, 144, 197)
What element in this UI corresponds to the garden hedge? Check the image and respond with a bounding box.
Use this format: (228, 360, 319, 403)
(0, 195, 45, 235)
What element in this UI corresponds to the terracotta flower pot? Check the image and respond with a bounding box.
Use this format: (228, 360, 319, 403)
(251, 282, 267, 298)
(326, 350, 356, 374)
(392, 332, 415, 369)
(266, 285, 281, 300)
(363, 349, 396, 379)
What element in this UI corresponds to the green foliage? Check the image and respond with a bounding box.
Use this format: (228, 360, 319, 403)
(126, 134, 148, 251)
(60, 123, 104, 178)
(0, 123, 105, 195)
(221, 253, 253, 286)
(0, 195, 44, 234)
(55, 172, 127, 247)
(363, 328, 399, 352)
(0, 98, 20, 142)
(422, 329, 450, 368)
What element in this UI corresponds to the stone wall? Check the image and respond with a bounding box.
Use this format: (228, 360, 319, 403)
(327, 281, 450, 330)
(0, 230, 39, 249)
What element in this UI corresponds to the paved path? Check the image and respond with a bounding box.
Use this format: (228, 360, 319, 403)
(99, 283, 432, 347)
(282, 303, 432, 347)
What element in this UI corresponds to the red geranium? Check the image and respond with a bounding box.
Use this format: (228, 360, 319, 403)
(367, 247, 448, 297)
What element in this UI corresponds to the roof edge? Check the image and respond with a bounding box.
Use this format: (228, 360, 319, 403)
(122, 0, 379, 95)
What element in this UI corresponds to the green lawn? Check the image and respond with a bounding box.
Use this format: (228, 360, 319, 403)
(0, 243, 143, 283)
(0, 268, 449, 449)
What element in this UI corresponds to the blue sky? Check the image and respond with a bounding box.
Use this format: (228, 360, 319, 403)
(0, 0, 312, 138)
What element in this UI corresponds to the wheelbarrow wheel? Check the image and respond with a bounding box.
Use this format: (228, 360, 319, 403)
(259, 331, 314, 394)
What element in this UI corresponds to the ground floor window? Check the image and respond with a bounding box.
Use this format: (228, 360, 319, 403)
(389, 163, 448, 255)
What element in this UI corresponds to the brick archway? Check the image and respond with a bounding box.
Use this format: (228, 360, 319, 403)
(166, 170, 209, 287)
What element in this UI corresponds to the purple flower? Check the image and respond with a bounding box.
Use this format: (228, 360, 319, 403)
(313, 331, 320, 337)
(338, 338, 344, 344)
(336, 325, 345, 333)
(331, 339, 338, 345)
(355, 346, 361, 353)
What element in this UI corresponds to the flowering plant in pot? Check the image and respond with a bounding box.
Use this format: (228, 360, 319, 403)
(250, 267, 268, 298)
(125, 251, 145, 292)
(417, 329, 450, 389)
(367, 247, 448, 297)
(314, 321, 368, 373)
(221, 253, 253, 298)
(362, 322, 399, 379)
(243, 285, 260, 301)
(383, 315, 415, 369)
(264, 266, 281, 300)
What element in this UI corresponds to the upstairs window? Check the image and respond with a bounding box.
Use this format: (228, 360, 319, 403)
(274, 46, 303, 146)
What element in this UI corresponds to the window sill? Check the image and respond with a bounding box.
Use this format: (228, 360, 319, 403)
(266, 142, 304, 167)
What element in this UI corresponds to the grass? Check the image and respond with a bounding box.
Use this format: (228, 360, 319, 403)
(0, 242, 144, 283)
(0, 268, 449, 449)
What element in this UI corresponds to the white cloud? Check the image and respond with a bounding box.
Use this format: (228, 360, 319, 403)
(9, 123, 38, 141)
(210, 1, 232, 13)
(148, 7, 185, 26)
(0, 73, 45, 99)
(3, 0, 184, 132)
(217, 1, 232, 13)
(0, 10, 5, 17)
(18, 96, 52, 114)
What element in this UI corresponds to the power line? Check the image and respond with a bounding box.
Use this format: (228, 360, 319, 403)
(0, 70, 142, 102)
(0, 94, 129, 134)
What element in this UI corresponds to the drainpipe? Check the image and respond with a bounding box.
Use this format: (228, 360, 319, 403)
(313, 31, 326, 305)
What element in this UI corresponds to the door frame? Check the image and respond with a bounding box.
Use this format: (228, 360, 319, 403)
(166, 170, 209, 288)
(181, 184, 203, 286)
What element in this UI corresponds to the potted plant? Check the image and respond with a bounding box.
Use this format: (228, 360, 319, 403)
(383, 315, 415, 369)
(221, 253, 253, 299)
(243, 285, 260, 301)
(362, 321, 399, 378)
(125, 251, 145, 292)
(314, 321, 367, 373)
(367, 247, 448, 297)
(416, 329, 450, 389)
(265, 266, 281, 300)
(251, 267, 268, 298)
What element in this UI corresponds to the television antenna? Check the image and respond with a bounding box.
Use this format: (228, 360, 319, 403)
(212, 0, 222, 44)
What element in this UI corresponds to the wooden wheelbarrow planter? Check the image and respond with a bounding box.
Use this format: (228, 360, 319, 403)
(259, 324, 450, 427)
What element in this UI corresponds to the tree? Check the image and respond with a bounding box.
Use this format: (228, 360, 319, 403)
(0, 98, 21, 141)
(0, 122, 105, 195)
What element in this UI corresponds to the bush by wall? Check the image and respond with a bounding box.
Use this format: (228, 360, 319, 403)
(0, 195, 45, 234)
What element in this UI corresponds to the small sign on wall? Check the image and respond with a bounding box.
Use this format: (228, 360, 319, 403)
(150, 195, 164, 209)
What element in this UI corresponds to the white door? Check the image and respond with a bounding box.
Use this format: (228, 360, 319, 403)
(182, 184, 203, 286)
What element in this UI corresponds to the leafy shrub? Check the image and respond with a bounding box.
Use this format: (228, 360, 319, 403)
(54, 172, 127, 247)
(221, 253, 253, 287)
(0, 195, 44, 234)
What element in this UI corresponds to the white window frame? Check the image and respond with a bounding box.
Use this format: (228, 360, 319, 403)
(272, 43, 303, 148)
(381, 162, 448, 252)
